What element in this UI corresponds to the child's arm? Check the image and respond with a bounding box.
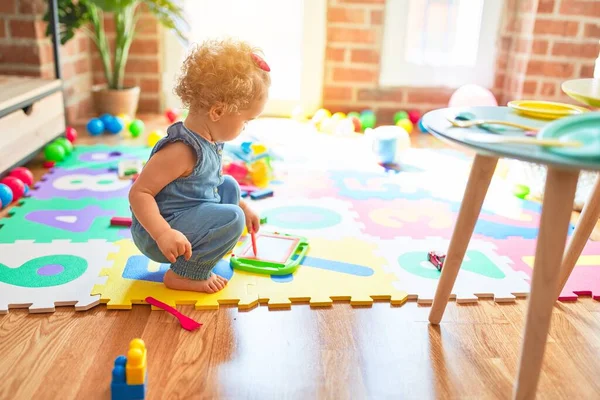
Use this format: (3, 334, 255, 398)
(240, 199, 260, 233)
(129, 142, 196, 262)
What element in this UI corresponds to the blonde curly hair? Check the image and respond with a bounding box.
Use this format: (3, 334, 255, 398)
(174, 38, 271, 113)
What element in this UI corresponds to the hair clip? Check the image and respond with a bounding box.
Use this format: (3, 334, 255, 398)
(251, 53, 270, 72)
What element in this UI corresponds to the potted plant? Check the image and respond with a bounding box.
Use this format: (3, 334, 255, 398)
(45, 0, 188, 116)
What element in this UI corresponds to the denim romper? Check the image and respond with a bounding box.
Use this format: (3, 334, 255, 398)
(131, 122, 245, 280)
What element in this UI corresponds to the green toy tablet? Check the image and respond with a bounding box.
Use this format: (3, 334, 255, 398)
(230, 232, 309, 275)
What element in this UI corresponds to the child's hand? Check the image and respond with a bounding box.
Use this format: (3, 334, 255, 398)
(241, 203, 260, 233)
(156, 228, 192, 263)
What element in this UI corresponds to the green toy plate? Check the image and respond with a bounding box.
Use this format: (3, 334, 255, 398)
(538, 112, 600, 159)
(230, 232, 309, 275)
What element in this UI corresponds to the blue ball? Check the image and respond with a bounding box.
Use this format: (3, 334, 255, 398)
(0, 183, 13, 209)
(87, 118, 105, 136)
(360, 109, 374, 116)
(99, 113, 113, 127)
(418, 118, 427, 133)
(105, 116, 124, 134)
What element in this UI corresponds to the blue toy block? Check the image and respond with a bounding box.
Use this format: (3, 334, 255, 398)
(241, 191, 248, 198)
(111, 355, 147, 400)
(249, 188, 273, 200)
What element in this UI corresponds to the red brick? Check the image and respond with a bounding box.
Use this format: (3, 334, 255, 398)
(140, 78, 160, 93)
(93, 73, 107, 86)
(129, 38, 159, 55)
(61, 61, 76, 80)
(18, 0, 46, 14)
(40, 65, 54, 79)
(75, 58, 90, 75)
(125, 58, 160, 74)
(537, 0, 555, 13)
(523, 80, 537, 95)
(328, 7, 365, 24)
(123, 77, 138, 88)
(584, 23, 600, 39)
(494, 74, 506, 91)
(534, 19, 579, 36)
(0, 43, 41, 64)
(500, 37, 512, 52)
(61, 36, 79, 57)
(0, 19, 5, 38)
(136, 17, 158, 34)
(357, 88, 403, 102)
(338, 0, 385, 3)
(323, 86, 354, 101)
(519, 0, 536, 12)
(370, 10, 383, 25)
(332, 67, 377, 82)
(328, 27, 376, 44)
(0, 0, 16, 14)
(533, 39, 549, 55)
(540, 82, 557, 96)
(326, 47, 346, 62)
(526, 60, 575, 78)
(552, 41, 599, 58)
(559, 0, 600, 16)
(580, 64, 595, 77)
(138, 97, 161, 113)
(0, 66, 40, 77)
(9, 19, 45, 39)
(406, 89, 453, 105)
(78, 36, 90, 52)
(350, 49, 379, 63)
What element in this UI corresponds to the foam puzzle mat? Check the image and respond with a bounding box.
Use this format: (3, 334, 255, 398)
(1, 124, 599, 313)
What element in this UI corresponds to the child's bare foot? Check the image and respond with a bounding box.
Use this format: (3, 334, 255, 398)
(163, 269, 228, 293)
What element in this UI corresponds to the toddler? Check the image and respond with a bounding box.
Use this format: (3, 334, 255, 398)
(129, 38, 271, 294)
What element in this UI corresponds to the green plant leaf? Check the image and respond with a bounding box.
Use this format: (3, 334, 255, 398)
(90, 0, 137, 12)
(142, 0, 190, 46)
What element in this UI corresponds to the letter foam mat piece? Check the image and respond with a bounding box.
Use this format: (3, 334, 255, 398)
(0, 240, 117, 313)
(92, 239, 260, 310)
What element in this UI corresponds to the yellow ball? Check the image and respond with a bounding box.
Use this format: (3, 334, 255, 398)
(147, 130, 164, 147)
(311, 108, 331, 125)
(396, 118, 413, 134)
(331, 112, 346, 121)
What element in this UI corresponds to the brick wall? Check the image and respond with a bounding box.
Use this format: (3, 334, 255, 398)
(0, 0, 93, 123)
(91, 6, 162, 113)
(494, 0, 600, 105)
(323, 0, 600, 124)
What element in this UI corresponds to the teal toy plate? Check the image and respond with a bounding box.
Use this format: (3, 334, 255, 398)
(538, 112, 600, 159)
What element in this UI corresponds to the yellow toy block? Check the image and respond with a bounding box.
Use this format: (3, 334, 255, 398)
(126, 338, 147, 385)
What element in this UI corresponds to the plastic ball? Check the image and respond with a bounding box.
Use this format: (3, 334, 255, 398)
(9, 167, 34, 186)
(513, 184, 530, 199)
(147, 130, 164, 147)
(347, 111, 360, 119)
(350, 116, 362, 132)
(165, 108, 179, 123)
(65, 126, 78, 143)
(105, 116, 124, 134)
(418, 119, 427, 133)
(393, 111, 408, 124)
(99, 113, 113, 127)
(448, 84, 498, 107)
(53, 137, 73, 155)
(86, 118, 105, 136)
(335, 118, 355, 134)
(44, 143, 66, 162)
(408, 110, 421, 124)
(395, 118, 413, 134)
(0, 176, 25, 202)
(0, 183, 12, 208)
(128, 119, 145, 137)
(331, 112, 346, 121)
(311, 108, 331, 125)
(319, 117, 337, 134)
(359, 111, 376, 130)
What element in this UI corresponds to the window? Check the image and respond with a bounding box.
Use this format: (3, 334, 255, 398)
(380, 0, 504, 88)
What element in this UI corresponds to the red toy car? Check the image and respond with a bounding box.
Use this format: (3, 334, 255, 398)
(428, 251, 446, 271)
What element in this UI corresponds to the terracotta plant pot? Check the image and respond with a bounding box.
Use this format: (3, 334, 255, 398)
(92, 85, 140, 117)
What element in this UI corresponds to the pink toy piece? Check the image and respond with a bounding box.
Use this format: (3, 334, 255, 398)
(9, 167, 34, 186)
(0, 176, 25, 201)
(223, 161, 249, 184)
(65, 126, 78, 143)
(239, 184, 259, 193)
(145, 296, 202, 331)
(111, 217, 132, 227)
(408, 110, 421, 124)
(448, 84, 498, 107)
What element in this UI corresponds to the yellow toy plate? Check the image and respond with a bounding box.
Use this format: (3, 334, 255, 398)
(562, 78, 600, 108)
(507, 100, 589, 120)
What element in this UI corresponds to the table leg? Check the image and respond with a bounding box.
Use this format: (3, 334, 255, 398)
(556, 174, 600, 299)
(428, 154, 498, 325)
(513, 168, 579, 400)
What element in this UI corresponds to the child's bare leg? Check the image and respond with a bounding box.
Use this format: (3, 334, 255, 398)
(164, 269, 228, 293)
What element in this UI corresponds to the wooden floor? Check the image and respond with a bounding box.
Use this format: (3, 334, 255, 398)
(1, 116, 600, 399)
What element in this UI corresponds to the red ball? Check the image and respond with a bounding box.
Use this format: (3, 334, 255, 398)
(0, 176, 25, 201)
(350, 116, 362, 132)
(165, 108, 179, 123)
(408, 110, 421, 124)
(9, 167, 34, 186)
(65, 126, 78, 143)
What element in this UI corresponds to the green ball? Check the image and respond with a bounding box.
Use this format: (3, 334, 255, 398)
(513, 184, 530, 199)
(347, 111, 360, 119)
(393, 111, 409, 124)
(53, 137, 73, 155)
(44, 143, 66, 162)
(129, 119, 145, 137)
(359, 112, 376, 130)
